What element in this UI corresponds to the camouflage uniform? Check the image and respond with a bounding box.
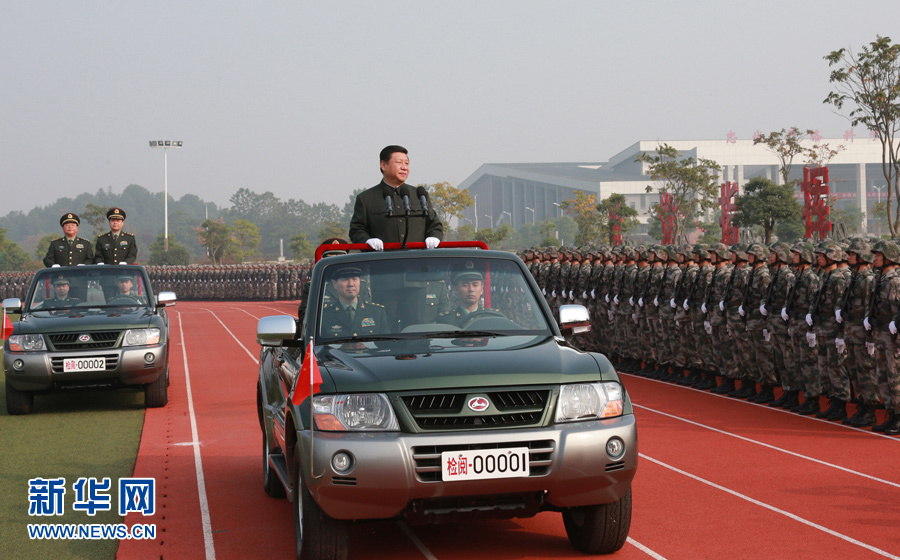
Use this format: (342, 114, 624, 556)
(869, 240, 900, 433)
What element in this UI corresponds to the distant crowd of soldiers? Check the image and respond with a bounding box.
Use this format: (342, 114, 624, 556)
(520, 239, 900, 436)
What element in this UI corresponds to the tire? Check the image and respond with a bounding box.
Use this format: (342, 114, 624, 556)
(263, 430, 286, 498)
(6, 380, 34, 415)
(144, 368, 168, 408)
(294, 456, 349, 560)
(562, 488, 632, 554)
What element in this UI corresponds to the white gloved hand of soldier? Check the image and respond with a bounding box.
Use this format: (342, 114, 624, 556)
(806, 331, 817, 348)
(591, 289, 596, 299)
(425, 237, 440, 249)
(582, 291, 588, 300)
(891, 320, 898, 335)
(835, 309, 843, 323)
(701, 303, 707, 314)
(366, 238, 384, 251)
(863, 316, 872, 331)
(52, 264, 61, 268)
(605, 293, 610, 303)
(683, 300, 689, 311)
(866, 341, 876, 355)
(614, 295, 619, 305)
(703, 320, 712, 335)
(568, 290, 574, 300)
(638, 297, 644, 307)
(551, 290, 557, 298)
(719, 300, 725, 311)
(760, 304, 768, 317)
(631, 313, 638, 322)
(763, 328, 771, 342)
(629, 296, 634, 306)
(806, 313, 814, 327)
(654, 296, 659, 307)
(738, 305, 745, 317)
(670, 298, 676, 308)
(835, 337, 846, 354)
(781, 308, 789, 322)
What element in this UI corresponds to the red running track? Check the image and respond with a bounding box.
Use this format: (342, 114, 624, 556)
(119, 301, 900, 560)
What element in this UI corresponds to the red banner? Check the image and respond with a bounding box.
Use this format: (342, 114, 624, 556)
(801, 167, 831, 240)
(659, 193, 676, 244)
(719, 181, 739, 245)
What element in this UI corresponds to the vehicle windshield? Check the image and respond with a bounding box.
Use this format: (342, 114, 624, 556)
(26, 267, 152, 313)
(316, 256, 551, 341)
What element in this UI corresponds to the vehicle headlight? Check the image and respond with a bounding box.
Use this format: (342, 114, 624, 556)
(312, 394, 399, 431)
(123, 328, 161, 347)
(8, 334, 45, 352)
(555, 382, 624, 423)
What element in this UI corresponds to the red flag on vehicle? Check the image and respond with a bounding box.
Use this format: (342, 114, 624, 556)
(291, 340, 323, 405)
(1, 311, 12, 340)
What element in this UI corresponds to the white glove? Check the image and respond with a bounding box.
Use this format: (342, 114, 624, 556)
(653, 296, 659, 307)
(52, 264, 60, 268)
(631, 313, 638, 322)
(891, 320, 898, 335)
(835, 337, 846, 354)
(701, 303, 707, 314)
(582, 291, 588, 300)
(638, 297, 644, 308)
(805, 313, 814, 327)
(864, 317, 872, 331)
(568, 290, 574, 300)
(591, 289, 596, 299)
(806, 331, 817, 348)
(682, 300, 689, 311)
(835, 309, 843, 323)
(119, 261, 127, 265)
(670, 298, 676, 308)
(738, 305, 745, 317)
(542, 288, 546, 295)
(866, 341, 876, 355)
(366, 238, 384, 251)
(614, 295, 619, 305)
(763, 328, 771, 342)
(97, 262, 105, 265)
(605, 293, 610, 303)
(703, 321, 712, 335)
(781, 308, 789, 322)
(760, 304, 768, 317)
(551, 290, 557, 298)
(425, 237, 440, 249)
(629, 297, 634, 306)
(719, 300, 725, 311)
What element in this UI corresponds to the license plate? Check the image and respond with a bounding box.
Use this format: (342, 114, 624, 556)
(441, 447, 530, 481)
(63, 357, 106, 372)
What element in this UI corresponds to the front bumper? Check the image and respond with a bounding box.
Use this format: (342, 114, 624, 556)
(3, 344, 168, 391)
(297, 414, 637, 521)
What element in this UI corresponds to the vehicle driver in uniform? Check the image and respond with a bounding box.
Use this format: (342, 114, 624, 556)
(43, 275, 81, 308)
(320, 266, 388, 337)
(43, 213, 94, 267)
(111, 274, 142, 303)
(439, 269, 487, 327)
(94, 208, 138, 264)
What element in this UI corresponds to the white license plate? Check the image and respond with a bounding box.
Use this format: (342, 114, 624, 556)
(63, 357, 106, 372)
(441, 447, 530, 481)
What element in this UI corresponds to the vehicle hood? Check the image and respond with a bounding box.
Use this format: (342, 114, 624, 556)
(13, 308, 158, 335)
(318, 336, 614, 393)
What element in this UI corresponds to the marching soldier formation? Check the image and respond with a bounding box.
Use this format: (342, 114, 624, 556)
(522, 239, 900, 436)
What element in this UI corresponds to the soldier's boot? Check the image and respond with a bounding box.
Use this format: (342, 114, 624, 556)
(681, 368, 701, 386)
(730, 378, 757, 399)
(696, 371, 718, 390)
(884, 412, 900, 435)
(847, 404, 877, 427)
(797, 394, 821, 415)
(648, 364, 669, 380)
(873, 410, 895, 432)
(660, 367, 680, 383)
(817, 397, 845, 420)
(769, 389, 792, 407)
(780, 390, 801, 410)
(751, 384, 775, 404)
(637, 362, 655, 376)
(712, 377, 735, 395)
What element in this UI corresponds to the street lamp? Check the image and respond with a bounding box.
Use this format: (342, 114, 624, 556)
(525, 206, 535, 224)
(501, 210, 512, 227)
(149, 140, 183, 251)
(484, 214, 494, 229)
(873, 184, 887, 235)
(552, 201, 562, 217)
(473, 194, 479, 229)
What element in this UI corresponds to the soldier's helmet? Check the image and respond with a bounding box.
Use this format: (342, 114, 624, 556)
(873, 239, 900, 264)
(693, 243, 711, 260)
(746, 243, 770, 261)
(709, 242, 732, 260)
(677, 243, 694, 258)
(620, 245, 634, 260)
(847, 238, 874, 264)
(649, 244, 666, 261)
(730, 243, 750, 261)
(769, 241, 792, 264)
(816, 239, 845, 262)
(791, 241, 816, 264)
(664, 245, 679, 260)
(635, 245, 651, 261)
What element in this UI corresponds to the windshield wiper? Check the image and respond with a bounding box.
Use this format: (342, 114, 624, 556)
(326, 334, 404, 344)
(423, 330, 503, 338)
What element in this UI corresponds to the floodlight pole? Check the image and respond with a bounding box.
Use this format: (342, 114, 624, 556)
(149, 140, 183, 251)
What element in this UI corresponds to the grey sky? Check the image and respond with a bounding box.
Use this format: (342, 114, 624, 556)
(2, 1, 898, 215)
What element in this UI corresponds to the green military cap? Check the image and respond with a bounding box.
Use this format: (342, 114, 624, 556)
(52, 274, 69, 285)
(60, 213, 80, 226)
(107, 207, 126, 220)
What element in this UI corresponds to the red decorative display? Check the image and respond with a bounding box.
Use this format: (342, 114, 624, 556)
(659, 193, 677, 244)
(719, 181, 739, 245)
(801, 167, 831, 240)
(610, 212, 622, 246)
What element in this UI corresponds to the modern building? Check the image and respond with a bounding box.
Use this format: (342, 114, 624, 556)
(458, 138, 893, 233)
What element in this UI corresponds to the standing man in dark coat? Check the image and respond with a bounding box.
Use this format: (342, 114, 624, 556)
(349, 145, 443, 249)
(43, 213, 94, 267)
(94, 207, 138, 264)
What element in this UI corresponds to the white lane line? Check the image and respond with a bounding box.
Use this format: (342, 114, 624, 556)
(232, 307, 262, 321)
(200, 307, 259, 365)
(641, 453, 900, 560)
(175, 310, 216, 560)
(396, 521, 438, 560)
(633, 404, 900, 489)
(627, 537, 669, 559)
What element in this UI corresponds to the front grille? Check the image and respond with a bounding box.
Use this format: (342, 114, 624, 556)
(49, 331, 121, 351)
(51, 354, 120, 374)
(605, 461, 626, 472)
(411, 440, 555, 482)
(401, 390, 550, 431)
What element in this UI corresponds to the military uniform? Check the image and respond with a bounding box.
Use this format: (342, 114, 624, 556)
(321, 300, 389, 337)
(44, 236, 94, 267)
(349, 181, 443, 245)
(94, 207, 138, 264)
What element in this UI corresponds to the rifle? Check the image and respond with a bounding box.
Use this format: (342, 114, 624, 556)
(810, 269, 834, 323)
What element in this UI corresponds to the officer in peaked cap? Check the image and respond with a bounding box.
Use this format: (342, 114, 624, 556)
(94, 208, 138, 264)
(43, 274, 81, 307)
(321, 264, 388, 337)
(43, 213, 94, 267)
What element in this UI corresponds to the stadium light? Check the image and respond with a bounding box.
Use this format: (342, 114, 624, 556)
(149, 140, 183, 251)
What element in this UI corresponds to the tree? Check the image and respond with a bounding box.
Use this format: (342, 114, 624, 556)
(197, 219, 232, 265)
(230, 219, 262, 261)
(636, 144, 722, 244)
(731, 177, 802, 244)
(753, 127, 844, 185)
(147, 233, 191, 265)
(82, 203, 110, 238)
(829, 198, 865, 237)
(537, 220, 558, 246)
(774, 218, 807, 243)
(0, 228, 36, 270)
(316, 221, 345, 243)
(596, 193, 640, 245)
(427, 182, 473, 231)
(825, 36, 900, 236)
(474, 223, 514, 246)
(558, 190, 603, 245)
(34, 234, 57, 262)
(289, 233, 314, 262)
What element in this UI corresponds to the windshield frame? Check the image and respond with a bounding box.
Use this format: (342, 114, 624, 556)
(25, 265, 155, 313)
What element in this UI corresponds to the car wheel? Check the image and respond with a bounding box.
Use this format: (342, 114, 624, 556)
(6, 380, 34, 415)
(263, 430, 286, 498)
(144, 368, 168, 408)
(294, 456, 349, 560)
(562, 487, 632, 554)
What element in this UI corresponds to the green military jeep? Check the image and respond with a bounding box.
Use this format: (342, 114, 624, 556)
(256, 242, 637, 560)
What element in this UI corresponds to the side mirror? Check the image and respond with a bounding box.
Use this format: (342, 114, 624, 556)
(257, 315, 297, 347)
(3, 298, 22, 312)
(156, 292, 177, 307)
(559, 304, 591, 336)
